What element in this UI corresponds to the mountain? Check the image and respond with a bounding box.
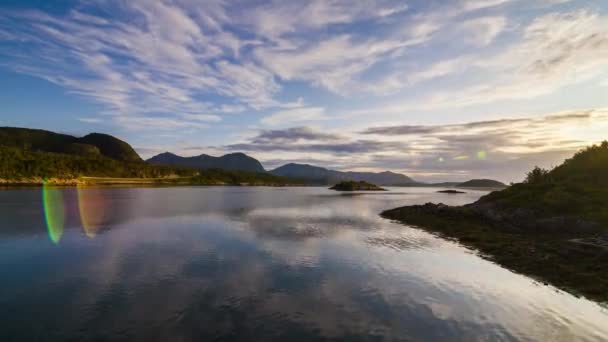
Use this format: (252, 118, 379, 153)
(0, 127, 141, 162)
(0, 128, 298, 186)
(457, 179, 506, 188)
(270, 163, 415, 185)
(78, 133, 142, 162)
(147, 152, 265, 173)
(0, 145, 300, 186)
(382, 141, 608, 302)
(269, 163, 335, 183)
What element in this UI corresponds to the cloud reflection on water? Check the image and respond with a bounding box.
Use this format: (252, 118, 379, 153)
(1, 187, 607, 341)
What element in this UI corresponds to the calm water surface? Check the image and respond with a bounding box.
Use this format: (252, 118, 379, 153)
(1, 186, 607, 341)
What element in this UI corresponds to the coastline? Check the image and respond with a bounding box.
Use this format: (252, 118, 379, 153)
(381, 203, 608, 303)
(0, 176, 302, 187)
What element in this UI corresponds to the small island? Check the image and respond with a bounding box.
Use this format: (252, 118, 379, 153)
(330, 181, 387, 191)
(457, 179, 506, 188)
(437, 189, 466, 194)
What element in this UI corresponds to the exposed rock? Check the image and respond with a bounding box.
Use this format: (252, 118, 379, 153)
(330, 181, 387, 191)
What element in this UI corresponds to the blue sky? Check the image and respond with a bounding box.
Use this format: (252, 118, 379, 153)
(1, 0, 607, 182)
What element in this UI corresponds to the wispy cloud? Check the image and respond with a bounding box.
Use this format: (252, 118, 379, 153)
(261, 107, 328, 126)
(177, 114, 222, 123)
(253, 127, 343, 143)
(1, 1, 604, 129)
(0, 2, 277, 128)
(360, 9, 608, 113)
(114, 116, 210, 131)
(459, 16, 507, 46)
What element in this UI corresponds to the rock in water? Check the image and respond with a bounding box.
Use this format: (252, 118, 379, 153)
(329, 181, 387, 191)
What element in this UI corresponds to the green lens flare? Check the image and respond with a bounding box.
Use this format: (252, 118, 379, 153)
(77, 187, 107, 238)
(43, 183, 65, 244)
(477, 150, 487, 160)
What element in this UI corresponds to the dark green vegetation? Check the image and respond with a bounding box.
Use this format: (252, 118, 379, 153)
(330, 181, 387, 191)
(0, 127, 298, 186)
(271, 163, 415, 185)
(457, 179, 506, 188)
(78, 133, 142, 162)
(147, 151, 265, 173)
(382, 142, 608, 303)
(0, 146, 297, 186)
(0, 146, 193, 181)
(0, 127, 141, 162)
(437, 190, 466, 194)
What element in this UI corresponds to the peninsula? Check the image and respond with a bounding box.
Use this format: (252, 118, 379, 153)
(382, 142, 608, 302)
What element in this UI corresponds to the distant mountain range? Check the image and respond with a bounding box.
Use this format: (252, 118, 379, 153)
(1, 127, 505, 187)
(147, 152, 507, 187)
(147, 152, 265, 173)
(269, 163, 416, 185)
(0, 127, 141, 162)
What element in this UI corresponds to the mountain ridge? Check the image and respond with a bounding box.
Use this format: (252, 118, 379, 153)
(0, 127, 141, 162)
(147, 151, 266, 173)
(269, 163, 416, 185)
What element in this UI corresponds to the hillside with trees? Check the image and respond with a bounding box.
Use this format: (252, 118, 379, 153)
(0, 127, 141, 162)
(0, 127, 299, 186)
(382, 142, 608, 302)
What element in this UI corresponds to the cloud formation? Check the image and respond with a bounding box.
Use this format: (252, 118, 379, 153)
(226, 109, 607, 181)
(0, 0, 606, 181)
(361, 9, 608, 112)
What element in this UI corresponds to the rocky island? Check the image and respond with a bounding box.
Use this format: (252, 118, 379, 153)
(382, 142, 608, 303)
(457, 179, 506, 188)
(330, 181, 387, 191)
(437, 190, 466, 194)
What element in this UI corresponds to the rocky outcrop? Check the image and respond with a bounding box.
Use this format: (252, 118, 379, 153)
(330, 181, 387, 191)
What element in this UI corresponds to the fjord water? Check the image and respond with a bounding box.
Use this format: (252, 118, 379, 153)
(1, 187, 606, 341)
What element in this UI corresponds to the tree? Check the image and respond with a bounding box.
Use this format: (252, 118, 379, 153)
(525, 166, 550, 184)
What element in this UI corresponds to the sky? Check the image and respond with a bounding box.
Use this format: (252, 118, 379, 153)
(0, 0, 607, 182)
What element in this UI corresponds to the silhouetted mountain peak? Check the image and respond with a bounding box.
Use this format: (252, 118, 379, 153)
(270, 163, 414, 185)
(147, 152, 265, 173)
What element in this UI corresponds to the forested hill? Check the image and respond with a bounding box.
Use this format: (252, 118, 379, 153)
(0, 127, 298, 186)
(476, 141, 608, 225)
(0, 127, 141, 162)
(382, 141, 608, 302)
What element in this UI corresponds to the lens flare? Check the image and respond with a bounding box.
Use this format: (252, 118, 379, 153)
(453, 155, 469, 161)
(42, 183, 65, 244)
(477, 150, 487, 160)
(77, 187, 107, 238)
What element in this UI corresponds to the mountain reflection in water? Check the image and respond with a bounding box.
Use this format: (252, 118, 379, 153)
(0, 187, 606, 341)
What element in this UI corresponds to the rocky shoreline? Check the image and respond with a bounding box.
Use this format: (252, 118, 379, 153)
(381, 202, 608, 303)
